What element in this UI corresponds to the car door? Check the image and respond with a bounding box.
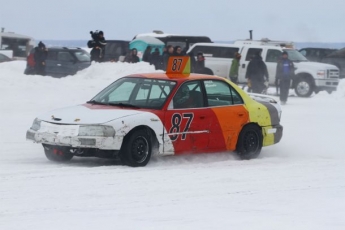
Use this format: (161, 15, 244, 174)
(265, 49, 282, 85)
(202, 79, 249, 151)
(238, 47, 263, 83)
(45, 50, 59, 76)
(164, 80, 212, 154)
(56, 51, 77, 77)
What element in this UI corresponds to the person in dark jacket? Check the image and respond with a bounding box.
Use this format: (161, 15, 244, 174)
(88, 30, 107, 62)
(245, 52, 269, 94)
(163, 45, 174, 70)
(150, 48, 163, 70)
(125, 48, 140, 63)
(195, 52, 213, 75)
(174, 46, 183, 56)
(34, 41, 48, 76)
(142, 46, 152, 62)
(276, 51, 295, 104)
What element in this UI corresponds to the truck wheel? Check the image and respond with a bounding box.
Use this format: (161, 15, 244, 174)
(121, 129, 152, 167)
(236, 124, 263, 160)
(294, 77, 313, 97)
(43, 144, 73, 162)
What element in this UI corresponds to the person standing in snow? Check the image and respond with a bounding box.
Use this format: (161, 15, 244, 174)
(34, 41, 48, 76)
(229, 52, 241, 83)
(194, 52, 213, 75)
(124, 48, 140, 63)
(88, 30, 107, 62)
(142, 46, 152, 62)
(150, 48, 164, 70)
(276, 51, 295, 104)
(245, 51, 269, 94)
(163, 45, 174, 70)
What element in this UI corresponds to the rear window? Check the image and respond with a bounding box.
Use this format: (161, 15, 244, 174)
(190, 46, 239, 58)
(73, 50, 90, 62)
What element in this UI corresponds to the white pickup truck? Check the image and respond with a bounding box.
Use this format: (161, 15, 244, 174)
(188, 42, 339, 97)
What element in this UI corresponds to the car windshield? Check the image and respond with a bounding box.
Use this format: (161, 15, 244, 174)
(73, 50, 91, 62)
(88, 77, 177, 109)
(283, 49, 308, 62)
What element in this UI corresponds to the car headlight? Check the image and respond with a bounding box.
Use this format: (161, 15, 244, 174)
(30, 118, 41, 131)
(78, 125, 115, 137)
(317, 70, 326, 78)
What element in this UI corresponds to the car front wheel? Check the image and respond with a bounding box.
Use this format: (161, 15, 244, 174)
(43, 144, 74, 162)
(121, 129, 152, 167)
(294, 77, 314, 97)
(236, 124, 263, 160)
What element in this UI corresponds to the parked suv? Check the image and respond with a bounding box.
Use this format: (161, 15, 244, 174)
(188, 43, 340, 97)
(24, 47, 91, 77)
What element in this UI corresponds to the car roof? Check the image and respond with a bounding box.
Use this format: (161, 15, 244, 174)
(127, 73, 226, 81)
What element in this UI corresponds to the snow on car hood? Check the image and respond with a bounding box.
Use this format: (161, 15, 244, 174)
(37, 104, 142, 125)
(295, 61, 338, 70)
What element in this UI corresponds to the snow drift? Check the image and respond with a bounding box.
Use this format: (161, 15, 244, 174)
(0, 61, 345, 230)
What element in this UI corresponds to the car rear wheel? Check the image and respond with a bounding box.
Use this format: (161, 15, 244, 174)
(236, 124, 263, 160)
(43, 144, 74, 162)
(121, 129, 152, 167)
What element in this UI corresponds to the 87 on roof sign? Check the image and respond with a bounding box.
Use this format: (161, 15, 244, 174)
(166, 56, 191, 75)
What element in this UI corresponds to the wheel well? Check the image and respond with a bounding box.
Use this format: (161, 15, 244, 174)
(293, 73, 314, 88)
(121, 125, 159, 151)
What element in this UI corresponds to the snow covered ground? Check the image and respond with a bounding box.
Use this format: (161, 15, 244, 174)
(1, 61, 345, 230)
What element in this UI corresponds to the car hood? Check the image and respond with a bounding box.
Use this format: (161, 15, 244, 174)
(37, 104, 142, 125)
(295, 61, 338, 70)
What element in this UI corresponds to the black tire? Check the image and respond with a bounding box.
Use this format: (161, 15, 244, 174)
(121, 129, 152, 167)
(236, 124, 263, 160)
(294, 76, 314, 97)
(43, 144, 73, 162)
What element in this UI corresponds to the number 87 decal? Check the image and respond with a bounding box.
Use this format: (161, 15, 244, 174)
(169, 113, 194, 141)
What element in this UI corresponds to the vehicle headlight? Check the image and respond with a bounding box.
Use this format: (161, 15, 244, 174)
(30, 118, 41, 131)
(78, 125, 115, 137)
(317, 70, 326, 78)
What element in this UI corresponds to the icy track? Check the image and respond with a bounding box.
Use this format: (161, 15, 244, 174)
(1, 61, 345, 230)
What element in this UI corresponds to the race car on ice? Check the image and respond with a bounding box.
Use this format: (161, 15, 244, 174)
(26, 56, 283, 167)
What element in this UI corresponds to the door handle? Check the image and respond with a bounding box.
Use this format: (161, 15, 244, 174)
(242, 64, 246, 68)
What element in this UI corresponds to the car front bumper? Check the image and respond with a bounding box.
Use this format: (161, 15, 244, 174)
(314, 79, 339, 91)
(26, 129, 122, 150)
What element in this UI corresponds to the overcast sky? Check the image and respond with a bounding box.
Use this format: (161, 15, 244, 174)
(0, 0, 344, 42)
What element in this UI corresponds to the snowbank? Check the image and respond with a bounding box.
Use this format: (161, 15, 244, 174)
(335, 79, 345, 98)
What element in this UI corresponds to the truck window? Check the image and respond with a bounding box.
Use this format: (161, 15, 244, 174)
(246, 48, 262, 61)
(266, 49, 282, 63)
(190, 46, 239, 58)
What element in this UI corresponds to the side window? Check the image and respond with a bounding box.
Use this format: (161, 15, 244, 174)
(246, 48, 262, 61)
(46, 51, 58, 61)
(172, 81, 204, 109)
(204, 80, 243, 106)
(57, 51, 74, 62)
(300, 49, 307, 56)
(219, 47, 240, 58)
(190, 46, 219, 57)
(266, 49, 282, 63)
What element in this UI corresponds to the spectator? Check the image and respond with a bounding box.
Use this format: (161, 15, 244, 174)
(163, 45, 174, 70)
(276, 51, 295, 104)
(195, 52, 213, 75)
(125, 48, 140, 63)
(88, 30, 107, 62)
(229, 52, 241, 84)
(34, 41, 48, 76)
(142, 46, 152, 62)
(150, 48, 164, 70)
(174, 46, 183, 56)
(245, 51, 269, 94)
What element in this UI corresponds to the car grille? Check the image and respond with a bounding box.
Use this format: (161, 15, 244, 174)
(327, 69, 339, 79)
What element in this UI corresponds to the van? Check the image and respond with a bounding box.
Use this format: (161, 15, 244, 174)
(188, 43, 340, 97)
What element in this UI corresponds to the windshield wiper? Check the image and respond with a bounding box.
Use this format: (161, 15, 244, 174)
(86, 100, 107, 105)
(107, 102, 140, 108)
